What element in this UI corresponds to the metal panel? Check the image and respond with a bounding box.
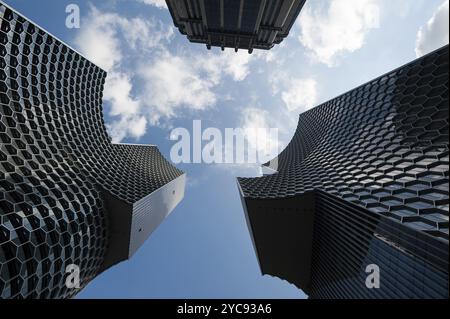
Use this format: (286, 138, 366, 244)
(129, 174, 186, 257)
(166, 0, 306, 52)
(238, 46, 449, 298)
(0, 2, 185, 299)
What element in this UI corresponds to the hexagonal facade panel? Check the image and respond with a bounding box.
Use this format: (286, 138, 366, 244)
(238, 45, 449, 298)
(0, 3, 185, 299)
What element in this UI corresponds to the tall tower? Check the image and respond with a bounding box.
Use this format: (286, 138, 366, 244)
(166, 0, 306, 53)
(0, 2, 185, 298)
(237, 46, 449, 298)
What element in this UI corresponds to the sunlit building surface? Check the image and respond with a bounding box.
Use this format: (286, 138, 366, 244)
(0, 2, 185, 298)
(238, 45, 449, 299)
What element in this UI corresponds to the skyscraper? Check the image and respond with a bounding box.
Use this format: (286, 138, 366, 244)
(0, 2, 185, 298)
(237, 45, 449, 298)
(166, 0, 306, 53)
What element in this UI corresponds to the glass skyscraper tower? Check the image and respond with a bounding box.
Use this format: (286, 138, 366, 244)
(238, 45, 449, 299)
(0, 2, 186, 298)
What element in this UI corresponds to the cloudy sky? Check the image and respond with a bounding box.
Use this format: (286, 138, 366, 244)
(4, 0, 449, 298)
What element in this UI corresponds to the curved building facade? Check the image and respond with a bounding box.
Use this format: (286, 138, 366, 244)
(238, 46, 449, 298)
(0, 3, 185, 298)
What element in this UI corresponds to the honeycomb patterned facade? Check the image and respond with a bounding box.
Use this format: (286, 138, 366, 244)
(0, 3, 184, 298)
(238, 46, 449, 298)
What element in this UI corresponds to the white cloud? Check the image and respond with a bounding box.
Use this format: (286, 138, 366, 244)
(139, 53, 218, 124)
(104, 72, 140, 117)
(129, 116, 148, 137)
(268, 69, 318, 113)
(298, 0, 380, 66)
(74, 6, 173, 71)
(268, 69, 288, 96)
(234, 78, 318, 174)
(74, 5, 174, 141)
(139, 49, 257, 125)
(220, 51, 253, 81)
(239, 107, 281, 163)
(74, 5, 259, 142)
(281, 79, 318, 112)
(415, 0, 449, 57)
(201, 50, 253, 83)
(137, 0, 167, 9)
(107, 115, 148, 143)
(74, 8, 122, 71)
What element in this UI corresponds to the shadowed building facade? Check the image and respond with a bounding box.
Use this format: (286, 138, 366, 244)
(166, 0, 306, 53)
(0, 2, 185, 298)
(238, 45, 449, 298)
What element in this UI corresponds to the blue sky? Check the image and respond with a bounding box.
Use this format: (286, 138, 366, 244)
(3, 0, 448, 298)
